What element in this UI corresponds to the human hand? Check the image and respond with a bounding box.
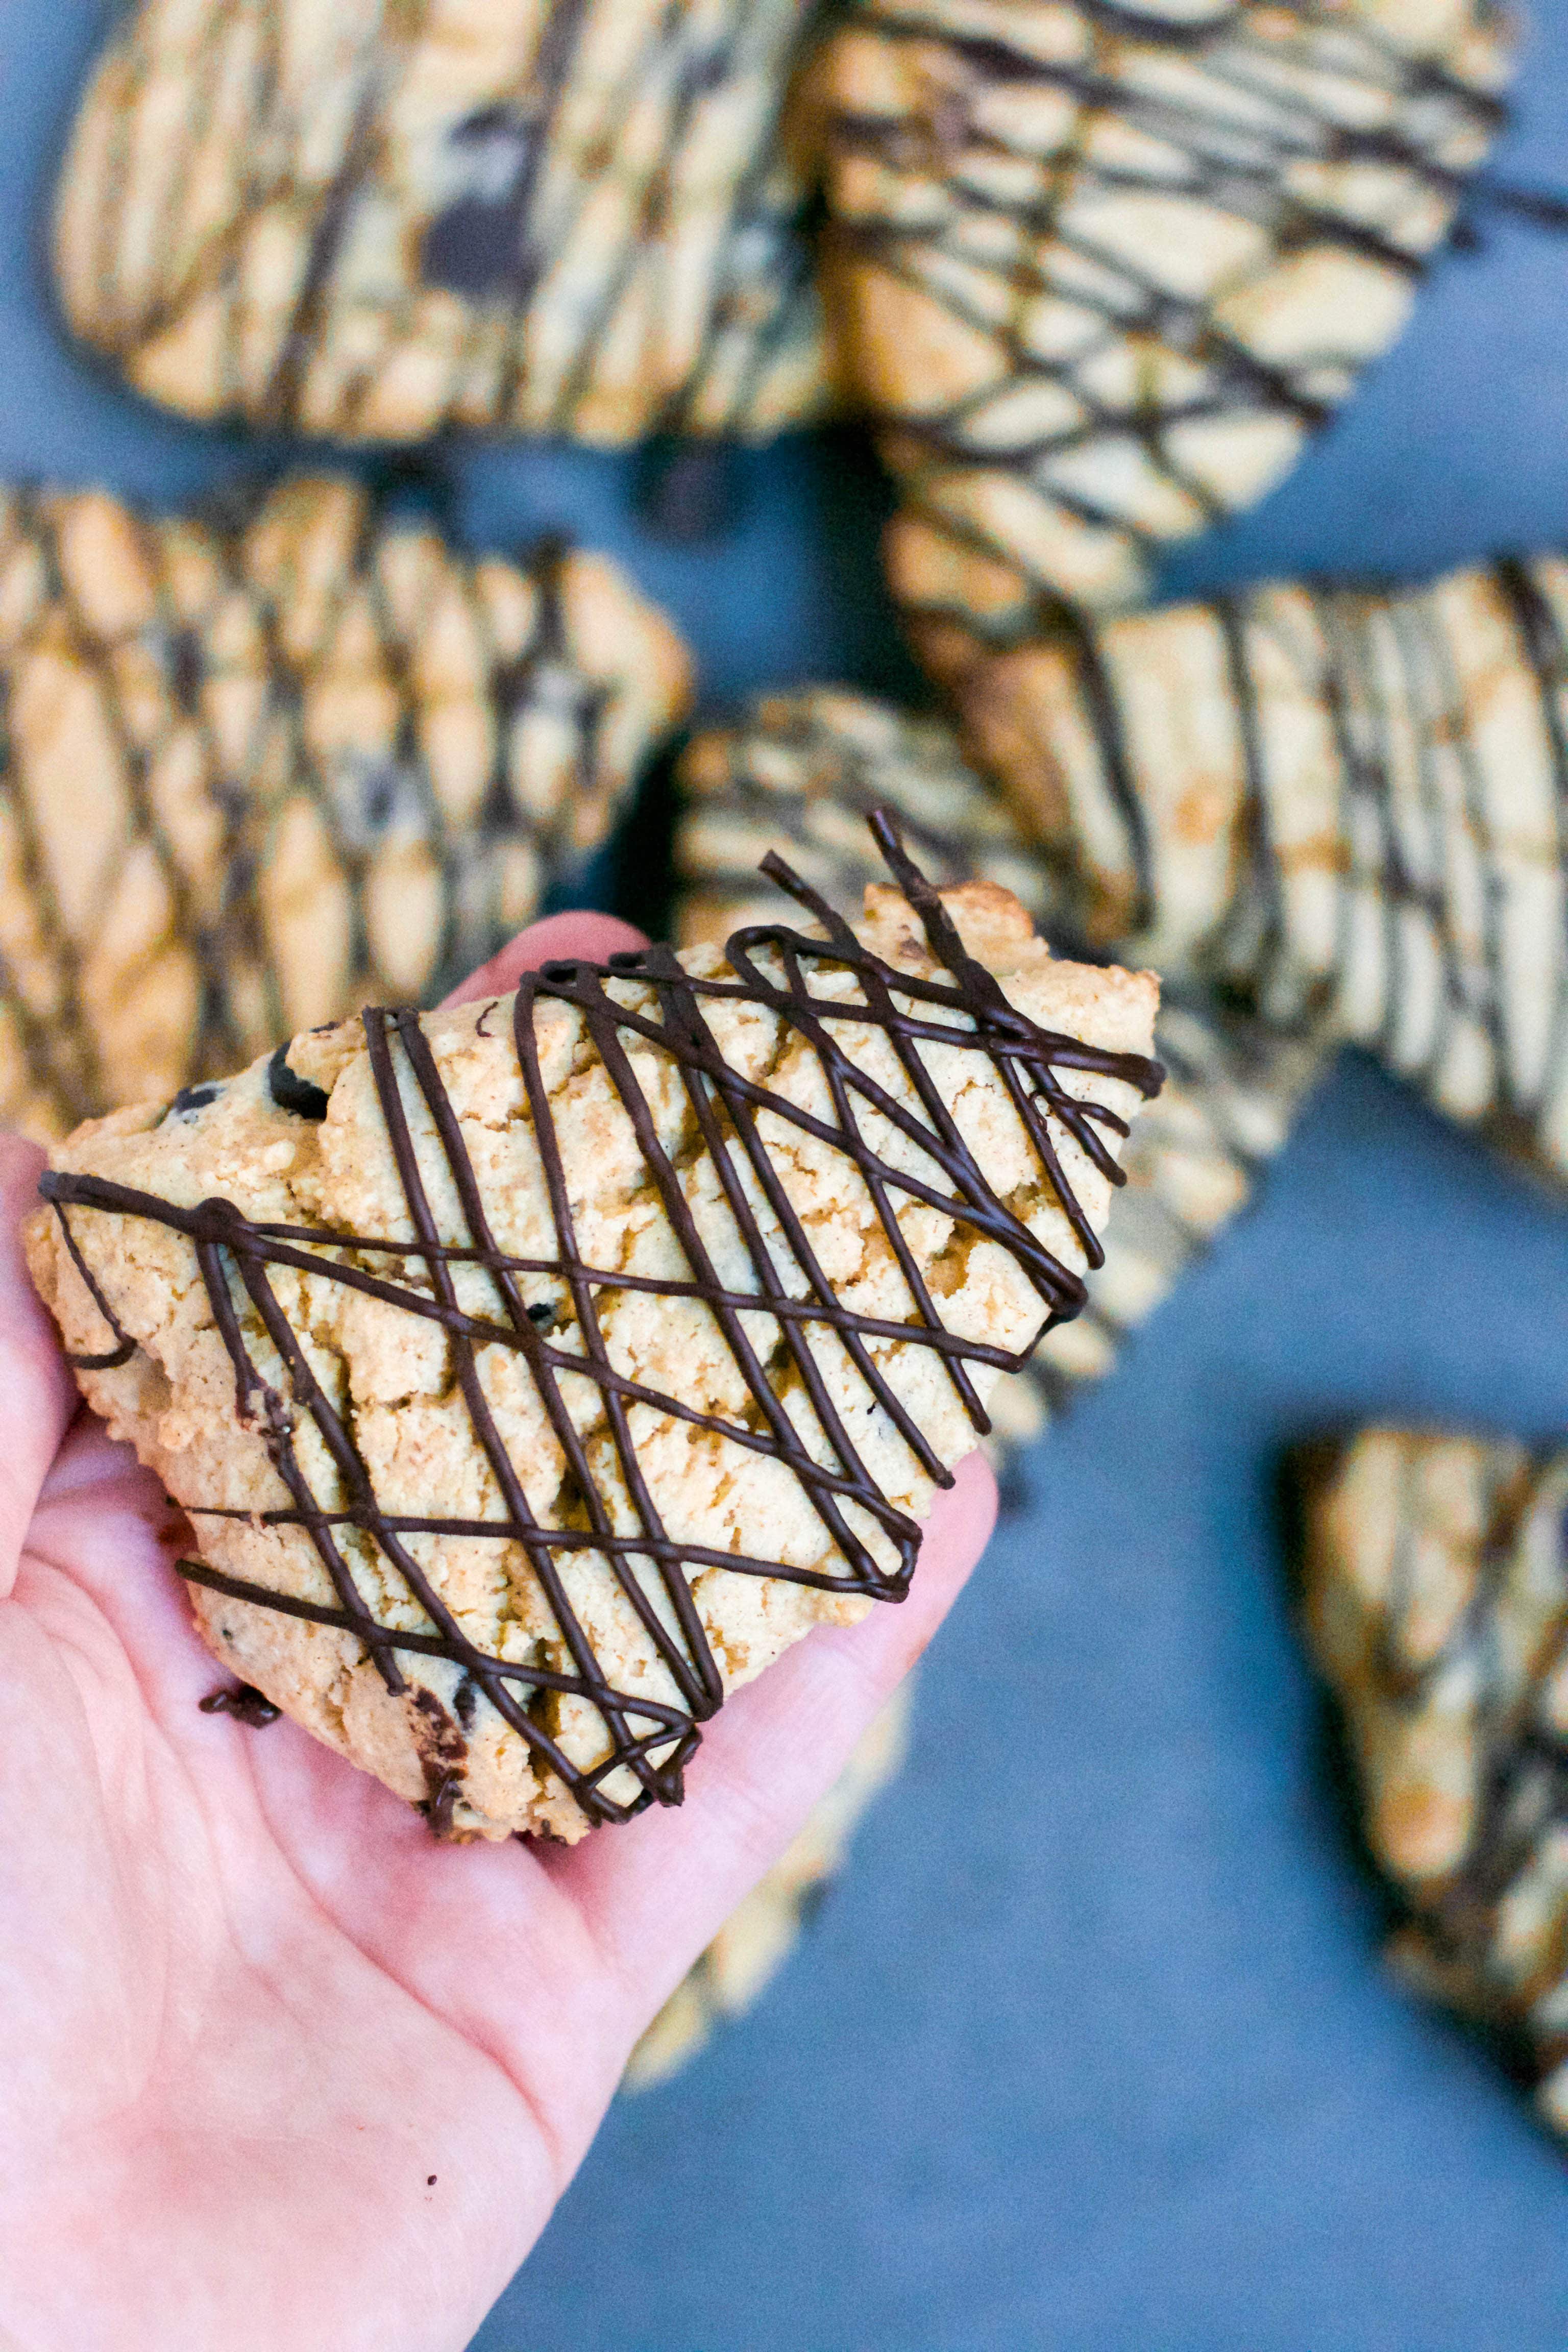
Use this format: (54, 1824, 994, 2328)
(0, 912, 998, 2352)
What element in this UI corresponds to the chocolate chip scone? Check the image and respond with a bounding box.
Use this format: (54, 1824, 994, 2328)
(0, 474, 691, 1139)
(1297, 1428, 1568, 2137)
(675, 688, 1330, 1457)
(27, 828, 1161, 1843)
(944, 555, 1568, 1186)
(54, 0, 828, 446)
(813, 0, 1510, 632)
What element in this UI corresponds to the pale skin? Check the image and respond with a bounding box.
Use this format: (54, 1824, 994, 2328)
(0, 913, 998, 2352)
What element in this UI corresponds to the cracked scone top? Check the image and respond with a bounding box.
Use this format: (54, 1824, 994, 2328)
(28, 831, 1160, 1843)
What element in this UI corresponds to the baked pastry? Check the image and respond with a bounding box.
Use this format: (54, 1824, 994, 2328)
(55, 0, 827, 446)
(814, 0, 1510, 629)
(1298, 1427, 1568, 2136)
(0, 474, 691, 1139)
(675, 688, 1330, 1454)
(943, 555, 1568, 1184)
(28, 824, 1162, 1843)
(625, 1680, 911, 2087)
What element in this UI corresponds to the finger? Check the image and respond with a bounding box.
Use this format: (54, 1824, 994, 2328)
(443, 911, 649, 1010)
(0, 1135, 79, 1599)
(551, 1449, 998, 2028)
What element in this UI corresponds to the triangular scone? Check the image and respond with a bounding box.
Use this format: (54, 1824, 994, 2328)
(1298, 1428, 1568, 2137)
(0, 475, 691, 1140)
(54, 0, 827, 447)
(947, 555, 1568, 1188)
(28, 836, 1160, 1843)
(814, 0, 1510, 627)
(674, 688, 1330, 1457)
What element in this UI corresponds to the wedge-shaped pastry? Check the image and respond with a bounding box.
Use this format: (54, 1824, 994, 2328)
(626, 1679, 911, 2086)
(1299, 1428, 1568, 2137)
(815, 0, 1510, 626)
(55, 0, 827, 446)
(0, 475, 691, 1139)
(28, 826, 1161, 1843)
(676, 688, 1329, 1455)
(947, 554, 1568, 1186)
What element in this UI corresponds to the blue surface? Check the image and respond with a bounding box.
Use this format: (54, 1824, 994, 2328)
(5, 7, 1568, 2346)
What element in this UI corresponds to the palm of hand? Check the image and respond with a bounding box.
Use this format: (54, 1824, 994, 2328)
(0, 919, 994, 2352)
(5, 1375, 579, 2350)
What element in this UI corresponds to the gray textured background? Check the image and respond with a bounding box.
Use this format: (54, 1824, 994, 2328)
(6, 6, 1567, 2346)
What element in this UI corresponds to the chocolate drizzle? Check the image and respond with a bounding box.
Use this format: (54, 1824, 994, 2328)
(41, 820, 1160, 1831)
(671, 686, 1335, 1476)
(822, 0, 1509, 620)
(57, 0, 827, 445)
(1303, 1433, 1568, 2108)
(1215, 559, 1568, 1155)
(953, 549, 1568, 1180)
(0, 478, 687, 1137)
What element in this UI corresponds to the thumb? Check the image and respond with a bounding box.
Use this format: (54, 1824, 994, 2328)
(442, 910, 649, 1010)
(0, 1136, 78, 1600)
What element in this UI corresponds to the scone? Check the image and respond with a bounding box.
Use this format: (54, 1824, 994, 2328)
(0, 474, 691, 1138)
(675, 688, 1330, 1457)
(27, 825, 1162, 1843)
(54, 0, 828, 446)
(813, 0, 1511, 629)
(1298, 1428, 1568, 2137)
(944, 554, 1568, 1185)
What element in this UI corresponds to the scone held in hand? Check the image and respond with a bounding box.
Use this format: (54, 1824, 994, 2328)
(28, 830, 1160, 1843)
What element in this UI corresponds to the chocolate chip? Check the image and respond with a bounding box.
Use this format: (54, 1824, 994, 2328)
(267, 1044, 330, 1120)
(422, 110, 539, 297)
(165, 1082, 221, 1120)
(164, 625, 205, 715)
(199, 1684, 281, 1728)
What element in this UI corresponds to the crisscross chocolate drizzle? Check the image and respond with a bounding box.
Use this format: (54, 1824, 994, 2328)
(825, 0, 1507, 616)
(41, 817, 1161, 1831)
